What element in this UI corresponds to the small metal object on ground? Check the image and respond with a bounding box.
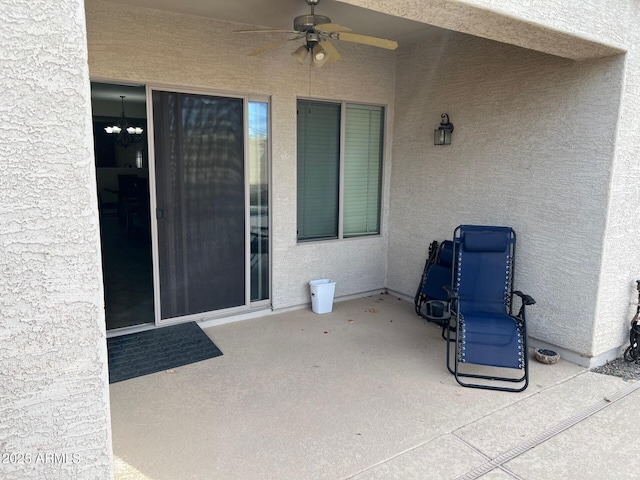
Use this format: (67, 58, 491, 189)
(535, 348, 560, 364)
(623, 280, 640, 363)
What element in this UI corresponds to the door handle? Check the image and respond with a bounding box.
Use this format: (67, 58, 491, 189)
(156, 208, 164, 220)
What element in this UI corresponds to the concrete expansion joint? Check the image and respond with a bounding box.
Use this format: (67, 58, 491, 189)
(341, 439, 443, 480)
(453, 380, 640, 480)
(452, 368, 588, 436)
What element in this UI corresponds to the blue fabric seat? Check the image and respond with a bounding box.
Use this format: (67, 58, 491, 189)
(459, 312, 524, 369)
(446, 225, 535, 392)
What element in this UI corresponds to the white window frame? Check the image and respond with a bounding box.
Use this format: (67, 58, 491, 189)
(296, 98, 385, 243)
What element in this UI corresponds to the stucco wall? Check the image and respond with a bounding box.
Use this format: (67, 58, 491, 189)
(338, 0, 625, 60)
(84, 0, 396, 310)
(83, 0, 640, 361)
(343, 0, 640, 364)
(387, 31, 624, 361)
(0, 1, 113, 479)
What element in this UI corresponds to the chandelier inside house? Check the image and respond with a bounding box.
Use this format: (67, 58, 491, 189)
(104, 95, 144, 148)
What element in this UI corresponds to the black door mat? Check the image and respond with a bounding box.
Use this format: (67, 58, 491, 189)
(107, 321, 223, 383)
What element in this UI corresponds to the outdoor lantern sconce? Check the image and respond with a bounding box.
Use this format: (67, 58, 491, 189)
(434, 113, 454, 145)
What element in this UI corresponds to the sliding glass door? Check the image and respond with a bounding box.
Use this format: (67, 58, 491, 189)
(152, 91, 246, 319)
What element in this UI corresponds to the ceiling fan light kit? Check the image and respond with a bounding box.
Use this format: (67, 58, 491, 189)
(312, 43, 328, 67)
(291, 45, 309, 64)
(235, 0, 398, 67)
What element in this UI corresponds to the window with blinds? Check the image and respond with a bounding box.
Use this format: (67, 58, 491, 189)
(297, 101, 340, 240)
(344, 104, 383, 237)
(297, 100, 384, 242)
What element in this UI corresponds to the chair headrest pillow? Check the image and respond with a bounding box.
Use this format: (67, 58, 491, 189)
(463, 231, 509, 252)
(438, 241, 454, 267)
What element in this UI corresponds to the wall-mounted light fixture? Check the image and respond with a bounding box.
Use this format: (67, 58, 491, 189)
(434, 113, 454, 145)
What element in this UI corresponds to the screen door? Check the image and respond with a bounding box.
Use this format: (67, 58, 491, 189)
(152, 91, 245, 319)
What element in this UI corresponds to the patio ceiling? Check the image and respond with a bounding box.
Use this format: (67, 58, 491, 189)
(102, 0, 442, 42)
(102, 0, 625, 60)
(95, 0, 444, 108)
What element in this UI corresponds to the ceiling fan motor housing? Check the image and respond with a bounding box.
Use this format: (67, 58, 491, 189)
(294, 14, 331, 32)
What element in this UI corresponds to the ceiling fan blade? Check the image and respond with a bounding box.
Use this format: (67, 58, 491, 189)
(248, 39, 294, 57)
(234, 28, 299, 34)
(332, 32, 398, 50)
(321, 40, 341, 62)
(314, 23, 352, 33)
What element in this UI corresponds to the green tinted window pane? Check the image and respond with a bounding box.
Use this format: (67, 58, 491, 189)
(344, 104, 383, 237)
(297, 100, 340, 241)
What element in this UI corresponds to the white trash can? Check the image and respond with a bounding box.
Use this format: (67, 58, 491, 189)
(309, 279, 336, 314)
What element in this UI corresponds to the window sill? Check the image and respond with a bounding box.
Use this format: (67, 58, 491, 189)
(296, 233, 382, 246)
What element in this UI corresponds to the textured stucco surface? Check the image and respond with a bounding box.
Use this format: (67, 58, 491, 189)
(387, 31, 624, 360)
(84, 0, 640, 362)
(338, 0, 625, 60)
(348, 0, 640, 363)
(0, 1, 113, 479)
(85, 0, 395, 310)
(3, 1, 640, 478)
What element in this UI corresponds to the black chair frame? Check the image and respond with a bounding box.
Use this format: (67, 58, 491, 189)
(444, 226, 535, 392)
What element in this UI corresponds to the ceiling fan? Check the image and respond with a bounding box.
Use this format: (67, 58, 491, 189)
(234, 0, 398, 67)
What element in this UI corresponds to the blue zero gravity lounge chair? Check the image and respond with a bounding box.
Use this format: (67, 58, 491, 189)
(445, 225, 535, 392)
(415, 240, 455, 339)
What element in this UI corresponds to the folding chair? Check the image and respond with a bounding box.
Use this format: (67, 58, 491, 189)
(415, 240, 455, 337)
(446, 225, 535, 392)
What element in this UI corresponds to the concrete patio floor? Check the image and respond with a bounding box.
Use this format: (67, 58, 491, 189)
(110, 295, 640, 480)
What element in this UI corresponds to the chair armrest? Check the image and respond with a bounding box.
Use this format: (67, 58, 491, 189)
(513, 291, 535, 305)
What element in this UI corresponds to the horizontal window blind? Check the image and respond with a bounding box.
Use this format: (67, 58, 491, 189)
(343, 104, 383, 237)
(297, 100, 340, 241)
